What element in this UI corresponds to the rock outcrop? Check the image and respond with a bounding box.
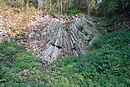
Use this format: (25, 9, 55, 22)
(23, 14, 100, 63)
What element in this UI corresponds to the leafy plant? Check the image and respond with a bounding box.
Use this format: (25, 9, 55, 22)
(48, 32, 130, 87)
(0, 40, 44, 86)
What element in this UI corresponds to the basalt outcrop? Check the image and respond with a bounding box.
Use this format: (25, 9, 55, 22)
(23, 14, 99, 63)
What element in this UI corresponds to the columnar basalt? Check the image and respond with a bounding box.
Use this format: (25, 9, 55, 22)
(24, 15, 99, 63)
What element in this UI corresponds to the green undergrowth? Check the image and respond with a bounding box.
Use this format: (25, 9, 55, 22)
(49, 32, 130, 87)
(0, 40, 45, 86)
(0, 32, 130, 87)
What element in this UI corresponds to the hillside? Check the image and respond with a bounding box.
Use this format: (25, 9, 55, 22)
(0, 0, 130, 87)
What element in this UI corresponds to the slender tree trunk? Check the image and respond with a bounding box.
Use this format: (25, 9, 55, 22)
(50, 0, 52, 12)
(60, 1, 63, 14)
(86, 0, 90, 16)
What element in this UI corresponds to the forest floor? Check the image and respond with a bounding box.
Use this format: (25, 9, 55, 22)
(0, 2, 130, 87)
(95, 14, 130, 34)
(0, 2, 39, 36)
(0, 2, 100, 63)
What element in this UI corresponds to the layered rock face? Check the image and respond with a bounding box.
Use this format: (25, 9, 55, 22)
(22, 15, 100, 63)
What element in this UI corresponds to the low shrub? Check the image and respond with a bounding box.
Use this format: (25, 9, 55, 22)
(0, 40, 44, 86)
(49, 32, 130, 87)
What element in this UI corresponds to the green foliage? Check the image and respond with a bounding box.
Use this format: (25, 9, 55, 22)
(93, 32, 130, 49)
(0, 0, 8, 3)
(97, 0, 123, 16)
(96, 23, 106, 34)
(0, 40, 44, 86)
(106, 1, 119, 15)
(107, 16, 118, 25)
(66, 4, 81, 15)
(95, 0, 124, 26)
(0, 31, 129, 87)
(48, 32, 130, 87)
(128, 27, 130, 31)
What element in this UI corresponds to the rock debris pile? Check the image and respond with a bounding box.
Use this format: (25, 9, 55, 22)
(24, 15, 99, 63)
(0, 15, 10, 42)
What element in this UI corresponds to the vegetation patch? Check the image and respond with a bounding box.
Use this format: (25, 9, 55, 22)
(0, 40, 45, 86)
(48, 32, 130, 87)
